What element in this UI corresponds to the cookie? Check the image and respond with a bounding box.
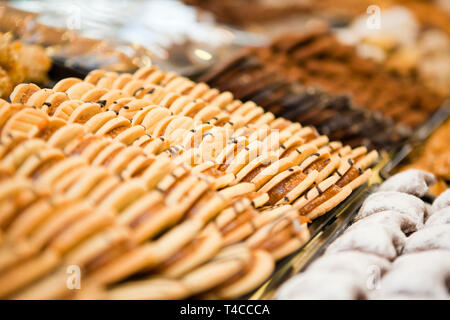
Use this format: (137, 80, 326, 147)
(1, 108, 48, 141)
(246, 210, 310, 260)
(307, 251, 391, 279)
(89, 219, 203, 285)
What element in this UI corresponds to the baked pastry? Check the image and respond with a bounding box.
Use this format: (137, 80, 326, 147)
(356, 191, 426, 229)
(346, 210, 420, 234)
(376, 250, 450, 299)
(425, 207, 450, 226)
(201, 51, 411, 150)
(306, 251, 391, 279)
(277, 165, 450, 300)
(378, 169, 436, 197)
(8, 65, 377, 208)
(400, 120, 450, 197)
(276, 251, 391, 300)
(430, 189, 450, 214)
(276, 272, 368, 300)
(201, 27, 445, 154)
(326, 224, 406, 260)
(0, 60, 381, 300)
(0, 33, 50, 99)
(403, 224, 450, 253)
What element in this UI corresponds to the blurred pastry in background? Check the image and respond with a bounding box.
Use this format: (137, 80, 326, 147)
(401, 119, 450, 196)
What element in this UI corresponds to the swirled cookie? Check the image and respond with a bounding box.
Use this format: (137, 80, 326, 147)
(378, 169, 436, 197)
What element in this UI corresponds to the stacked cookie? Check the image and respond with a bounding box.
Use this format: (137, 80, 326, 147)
(0, 64, 377, 299)
(277, 170, 450, 299)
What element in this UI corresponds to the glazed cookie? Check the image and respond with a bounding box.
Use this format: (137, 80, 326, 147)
(425, 207, 450, 226)
(403, 224, 450, 253)
(356, 191, 426, 228)
(378, 169, 436, 197)
(430, 189, 450, 215)
(376, 250, 450, 299)
(346, 210, 420, 234)
(276, 272, 368, 300)
(326, 224, 406, 260)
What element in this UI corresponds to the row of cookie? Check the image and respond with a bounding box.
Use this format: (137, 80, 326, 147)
(0, 122, 311, 299)
(5, 76, 378, 215)
(277, 170, 450, 299)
